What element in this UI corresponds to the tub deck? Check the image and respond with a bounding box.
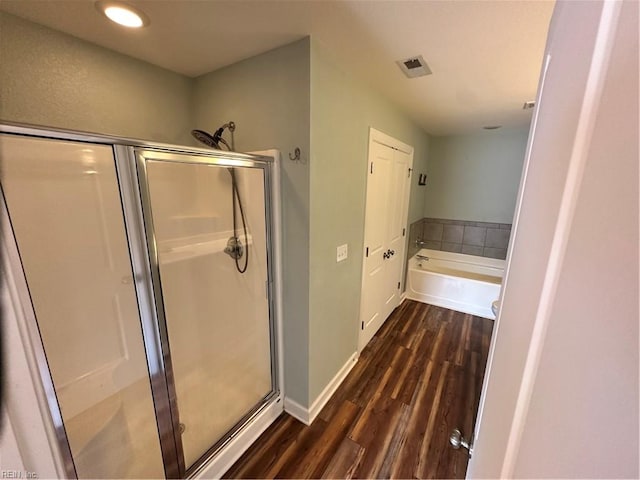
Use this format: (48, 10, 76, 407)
(416, 262, 502, 284)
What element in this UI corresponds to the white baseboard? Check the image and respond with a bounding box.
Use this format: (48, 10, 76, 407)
(283, 397, 309, 424)
(308, 351, 358, 423)
(284, 351, 359, 426)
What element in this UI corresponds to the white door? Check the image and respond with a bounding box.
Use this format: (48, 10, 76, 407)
(382, 148, 411, 320)
(359, 129, 413, 351)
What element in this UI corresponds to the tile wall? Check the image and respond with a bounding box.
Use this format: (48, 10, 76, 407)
(409, 217, 512, 260)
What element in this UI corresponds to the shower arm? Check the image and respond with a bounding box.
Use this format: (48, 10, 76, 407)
(228, 122, 235, 151)
(218, 121, 235, 151)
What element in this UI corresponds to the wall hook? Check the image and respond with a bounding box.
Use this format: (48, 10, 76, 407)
(289, 147, 301, 162)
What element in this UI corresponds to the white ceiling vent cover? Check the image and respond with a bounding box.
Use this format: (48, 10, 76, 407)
(396, 55, 432, 78)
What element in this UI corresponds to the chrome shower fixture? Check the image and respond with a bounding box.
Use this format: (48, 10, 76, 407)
(191, 121, 236, 151)
(190, 122, 248, 274)
(224, 236, 244, 260)
(191, 129, 218, 148)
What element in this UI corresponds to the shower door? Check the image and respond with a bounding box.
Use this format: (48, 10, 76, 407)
(135, 149, 276, 474)
(0, 134, 166, 478)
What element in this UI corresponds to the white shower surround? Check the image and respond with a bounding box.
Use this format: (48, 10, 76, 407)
(406, 249, 505, 319)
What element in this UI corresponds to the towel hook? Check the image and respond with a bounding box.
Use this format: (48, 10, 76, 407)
(289, 147, 301, 162)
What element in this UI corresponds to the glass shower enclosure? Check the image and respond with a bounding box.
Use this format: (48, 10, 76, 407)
(0, 126, 282, 479)
(136, 149, 276, 473)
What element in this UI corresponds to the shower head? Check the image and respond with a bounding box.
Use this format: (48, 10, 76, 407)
(192, 121, 236, 150)
(191, 129, 219, 148)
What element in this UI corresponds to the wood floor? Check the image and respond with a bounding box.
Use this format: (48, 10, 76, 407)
(224, 300, 493, 479)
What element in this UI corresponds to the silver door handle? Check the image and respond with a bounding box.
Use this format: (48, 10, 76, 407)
(450, 428, 473, 456)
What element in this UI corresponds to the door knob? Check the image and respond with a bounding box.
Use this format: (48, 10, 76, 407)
(383, 251, 389, 259)
(450, 428, 473, 456)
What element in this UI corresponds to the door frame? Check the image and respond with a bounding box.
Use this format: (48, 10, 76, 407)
(358, 127, 414, 353)
(133, 147, 280, 477)
(467, 1, 626, 475)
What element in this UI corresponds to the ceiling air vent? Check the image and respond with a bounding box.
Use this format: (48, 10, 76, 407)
(396, 55, 432, 78)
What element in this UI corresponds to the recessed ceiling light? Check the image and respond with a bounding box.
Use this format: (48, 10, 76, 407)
(96, 1, 149, 28)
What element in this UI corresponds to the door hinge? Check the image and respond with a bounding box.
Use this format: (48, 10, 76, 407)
(365, 247, 369, 257)
(361, 321, 364, 330)
(408, 167, 412, 178)
(370, 162, 374, 174)
(402, 228, 406, 236)
(398, 282, 401, 289)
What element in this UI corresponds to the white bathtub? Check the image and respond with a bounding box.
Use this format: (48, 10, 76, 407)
(406, 249, 505, 319)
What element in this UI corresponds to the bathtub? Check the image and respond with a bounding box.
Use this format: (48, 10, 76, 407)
(406, 249, 505, 319)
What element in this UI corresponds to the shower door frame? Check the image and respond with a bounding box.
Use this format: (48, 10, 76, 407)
(0, 122, 285, 479)
(132, 147, 281, 478)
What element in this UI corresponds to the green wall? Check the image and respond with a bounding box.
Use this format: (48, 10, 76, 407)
(193, 39, 312, 405)
(424, 127, 529, 224)
(0, 13, 193, 145)
(308, 40, 430, 402)
(193, 38, 431, 406)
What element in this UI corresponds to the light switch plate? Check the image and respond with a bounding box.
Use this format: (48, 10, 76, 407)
(337, 244, 348, 262)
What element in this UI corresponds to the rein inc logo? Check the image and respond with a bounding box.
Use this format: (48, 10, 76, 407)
(2, 472, 38, 479)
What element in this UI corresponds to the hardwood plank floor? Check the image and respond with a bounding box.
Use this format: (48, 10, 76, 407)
(224, 300, 493, 479)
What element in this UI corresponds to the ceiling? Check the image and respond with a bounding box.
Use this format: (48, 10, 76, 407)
(0, 0, 555, 136)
